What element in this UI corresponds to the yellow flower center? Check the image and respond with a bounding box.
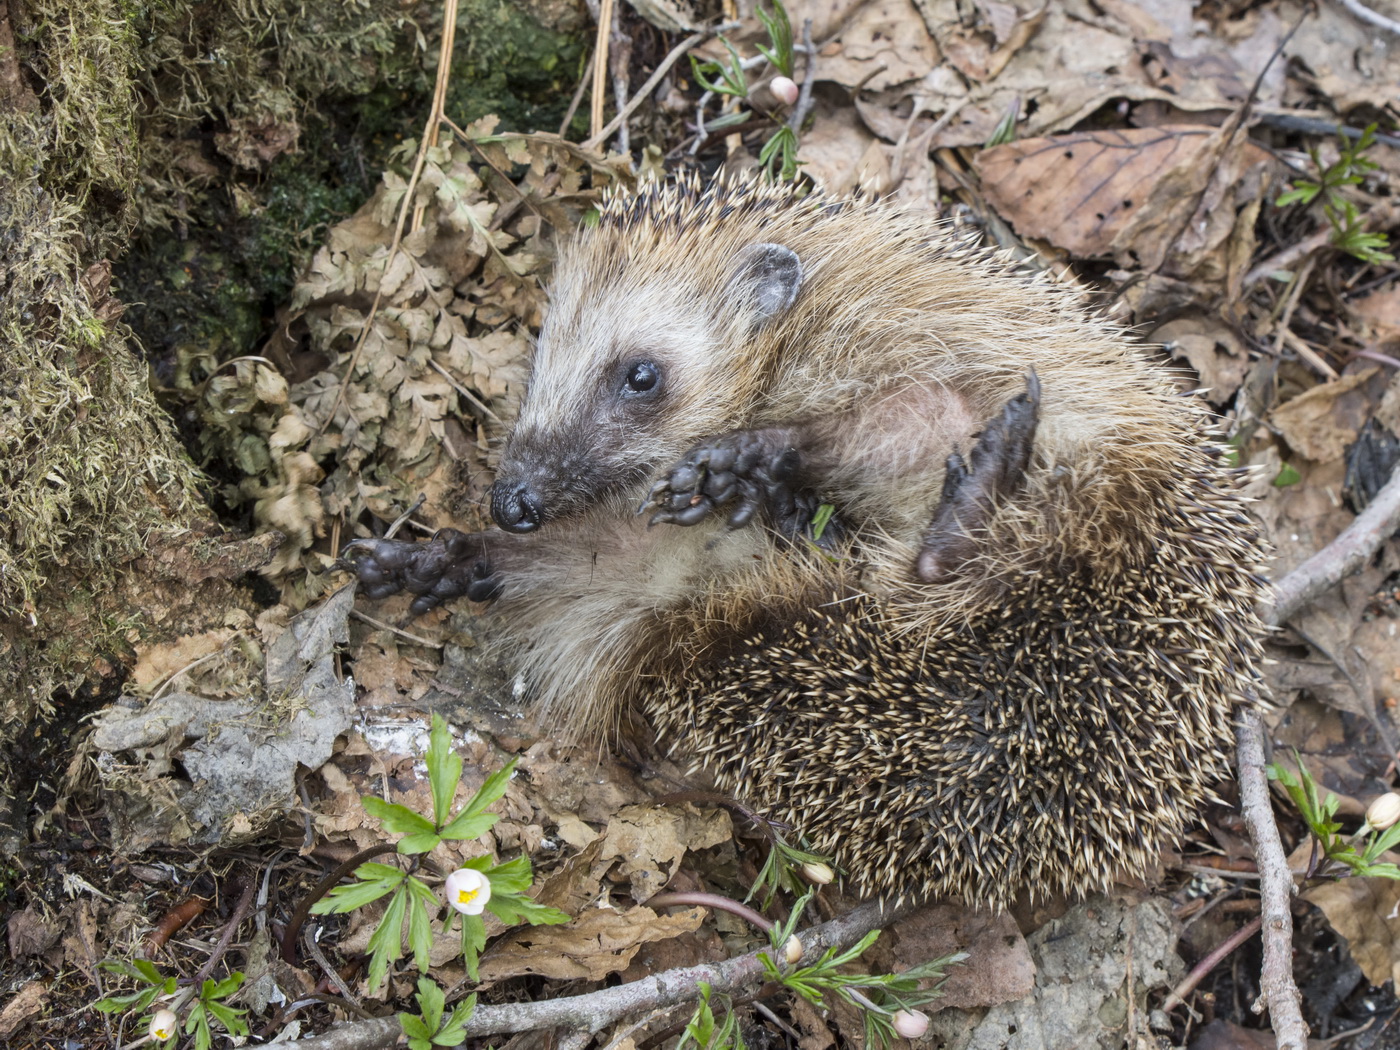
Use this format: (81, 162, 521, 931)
(456, 886, 480, 904)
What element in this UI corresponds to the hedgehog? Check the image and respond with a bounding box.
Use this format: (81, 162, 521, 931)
(344, 174, 1267, 906)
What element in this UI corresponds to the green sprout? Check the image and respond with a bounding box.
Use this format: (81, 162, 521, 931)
(93, 962, 248, 1050)
(1275, 124, 1395, 266)
(748, 829, 838, 908)
(689, 1, 804, 181)
(1268, 753, 1400, 879)
(757, 895, 965, 1050)
(677, 982, 748, 1050)
(399, 977, 476, 1050)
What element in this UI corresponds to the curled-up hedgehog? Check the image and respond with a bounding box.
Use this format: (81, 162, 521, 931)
(345, 175, 1266, 907)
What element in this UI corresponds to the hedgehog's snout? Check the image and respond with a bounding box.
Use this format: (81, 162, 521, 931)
(491, 481, 544, 533)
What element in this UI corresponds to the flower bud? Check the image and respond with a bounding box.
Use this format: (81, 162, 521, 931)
(1367, 792, 1400, 832)
(444, 867, 492, 915)
(800, 861, 834, 885)
(783, 934, 803, 964)
(770, 76, 799, 107)
(149, 1009, 179, 1041)
(891, 1009, 929, 1039)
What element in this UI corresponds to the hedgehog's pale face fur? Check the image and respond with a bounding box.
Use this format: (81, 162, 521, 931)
(479, 174, 1267, 907)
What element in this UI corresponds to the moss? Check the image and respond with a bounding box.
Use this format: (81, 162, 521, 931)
(0, 0, 588, 726)
(447, 0, 588, 132)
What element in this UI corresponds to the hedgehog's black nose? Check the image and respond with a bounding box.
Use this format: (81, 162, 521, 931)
(492, 482, 544, 533)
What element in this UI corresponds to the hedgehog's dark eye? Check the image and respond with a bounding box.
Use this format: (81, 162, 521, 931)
(623, 361, 661, 397)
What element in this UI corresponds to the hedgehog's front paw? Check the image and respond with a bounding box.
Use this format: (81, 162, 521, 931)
(917, 371, 1040, 584)
(643, 428, 801, 530)
(341, 528, 502, 616)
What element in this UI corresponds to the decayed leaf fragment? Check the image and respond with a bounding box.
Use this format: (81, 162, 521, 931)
(476, 905, 708, 981)
(1270, 369, 1378, 463)
(976, 124, 1272, 275)
(1305, 875, 1400, 988)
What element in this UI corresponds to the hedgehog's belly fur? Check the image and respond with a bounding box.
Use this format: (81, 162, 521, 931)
(643, 489, 1262, 906)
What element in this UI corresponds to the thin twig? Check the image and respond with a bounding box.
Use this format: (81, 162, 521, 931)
(193, 879, 256, 984)
(583, 29, 725, 151)
(1336, 0, 1400, 34)
(560, 48, 596, 137)
(1267, 461, 1400, 624)
(787, 20, 816, 133)
(590, 0, 614, 138)
(1233, 461, 1400, 1048)
(349, 609, 443, 649)
(1236, 713, 1305, 1048)
(318, 0, 461, 434)
(1162, 914, 1263, 1012)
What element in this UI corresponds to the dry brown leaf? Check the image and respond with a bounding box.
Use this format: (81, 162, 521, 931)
(1285, 0, 1400, 112)
(1269, 369, 1378, 463)
(594, 804, 733, 902)
(1305, 874, 1400, 987)
(937, 1, 1045, 82)
(131, 627, 241, 692)
(1353, 286, 1400, 344)
(0, 981, 48, 1040)
(880, 903, 1034, 1010)
(977, 126, 1218, 257)
(799, 102, 886, 195)
(977, 123, 1270, 276)
(812, 0, 940, 90)
(1151, 316, 1251, 402)
(477, 905, 707, 981)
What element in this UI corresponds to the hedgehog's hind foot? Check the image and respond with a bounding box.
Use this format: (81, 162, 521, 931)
(642, 427, 814, 534)
(340, 528, 501, 616)
(916, 371, 1040, 584)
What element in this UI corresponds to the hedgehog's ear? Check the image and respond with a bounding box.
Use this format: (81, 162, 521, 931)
(730, 242, 803, 331)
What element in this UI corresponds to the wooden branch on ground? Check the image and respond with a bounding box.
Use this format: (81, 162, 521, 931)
(286, 899, 903, 1050)
(1236, 463, 1400, 1049)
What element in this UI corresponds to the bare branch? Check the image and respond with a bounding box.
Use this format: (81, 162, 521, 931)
(284, 898, 902, 1050)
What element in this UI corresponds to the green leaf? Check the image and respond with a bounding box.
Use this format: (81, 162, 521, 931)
(755, 0, 794, 76)
(366, 884, 410, 992)
(437, 814, 496, 842)
(436, 994, 477, 1045)
(363, 796, 437, 837)
(427, 714, 464, 827)
(205, 1000, 249, 1037)
(207, 972, 244, 1000)
(415, 977, 446, 1033)
(407, 884, 435, 973)
(440, 758, 517, 841)
(400, 1012, 434, 1042)
(1275, 184, 1318, 207)
(485, 855, 533, 894)
(1272, 463, 1301, 487)
(1358, 861, 1400, 879)
(311, 872, 403, 914)
(397, 832, 444, 855)
(485, 890, 571, 927)
(459, 912, 487, 982)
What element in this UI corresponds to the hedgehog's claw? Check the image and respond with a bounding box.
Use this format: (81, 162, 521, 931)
(341, 528, 500, 616)
(916, 370, 1040, 584)
(644, 428, 808, 533)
